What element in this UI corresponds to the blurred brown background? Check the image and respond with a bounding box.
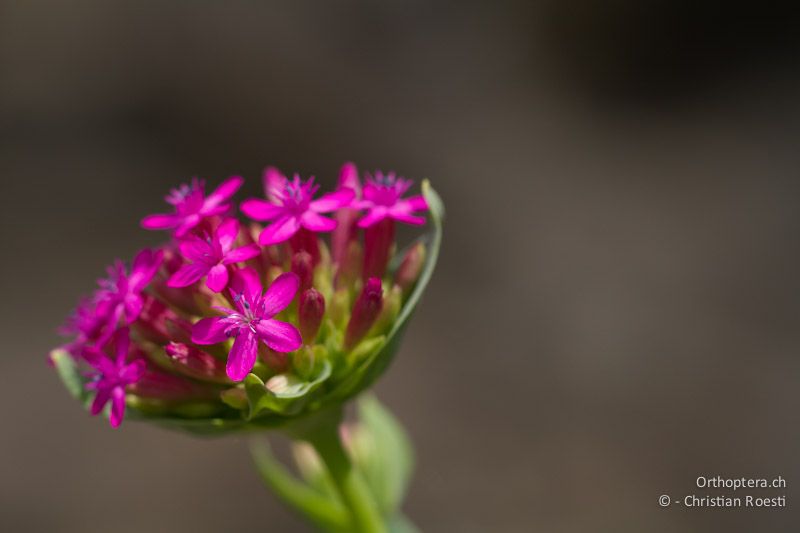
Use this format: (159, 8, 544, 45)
(1, 1, 799, 531)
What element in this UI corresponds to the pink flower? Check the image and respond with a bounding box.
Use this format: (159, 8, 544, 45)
(356, 171, 427, 228)
(241, 168, 354, 246)
(83, 328, 145, 428)
(141, 176, 244, 237)
(95, 249, 163, 341)
(167, 218, 261, 293)
(191, 271, 303, 381)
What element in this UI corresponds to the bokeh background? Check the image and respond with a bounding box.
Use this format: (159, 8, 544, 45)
(2, 1, 799, 531)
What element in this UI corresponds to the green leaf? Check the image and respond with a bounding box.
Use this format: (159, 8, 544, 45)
(245, 360, 332, 419)
(349, 395, 414, 516)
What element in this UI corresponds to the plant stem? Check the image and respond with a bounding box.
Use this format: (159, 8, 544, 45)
(301, 409, 388, 533)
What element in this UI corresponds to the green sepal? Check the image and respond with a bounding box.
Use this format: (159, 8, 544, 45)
(245, 360, 332, 419)
(51, 349, 92, 407)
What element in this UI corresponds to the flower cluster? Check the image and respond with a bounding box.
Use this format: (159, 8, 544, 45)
(53, 164, 430, 428)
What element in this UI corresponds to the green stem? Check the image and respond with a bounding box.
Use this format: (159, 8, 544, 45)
(250, 440, 350, 531)
(300, 409, 388, 533)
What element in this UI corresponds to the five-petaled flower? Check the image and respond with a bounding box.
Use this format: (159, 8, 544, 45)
(241, 168, 354, 246)
(83, 328, 146, 428)
(95, 248, 163, 342)
(191, 271, 303, 381)
(167, 218, 261, 293)
(141, 176, 244, 237)
(356, 171, 427, 227)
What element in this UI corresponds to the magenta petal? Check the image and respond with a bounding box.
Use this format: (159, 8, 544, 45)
(404, 195, 428, 212)
(338, 162, 361, 193)
(141, 213, 179, 230)
(90, 388, 111, 415)
(123, 294, 143, 324)
(390, 212, 426, 226)
(241, 198, 285, 221)
(191, 317, 229, 345)
(230, 267, 263, 302)
(216, 218, 240, 253)
(223, 244, 261, 264)
(206, 264, 229, 293)
(255, 319, 302, 353)
(226, 331, 259, 381)
(205, 176, 244, 209)
(264, 167, 287, 202)
(357, 208, 388, 228)
(310, 188, 355, 212)
(300, 211, 337, 232)
(120, 359, 146, 382)
(167, 262, 208, 288)
(129, 248, 163, 291)
(179, 237, 212, 262)
(109, 387, 126, 428)
(175, 214, 202, 237)
(261, 272, 300, 317)
(259, 216, 301, 245)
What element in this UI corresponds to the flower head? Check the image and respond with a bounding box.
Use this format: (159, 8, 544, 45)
(356, 171, 427, 228)
(241, 168, 354, 246)
(191, 271, 303, 381)
(167, 218, 261, 293)
(52, 164, 441, 430)
(83, 328, 145, 428)
(142, 176, 244, 237)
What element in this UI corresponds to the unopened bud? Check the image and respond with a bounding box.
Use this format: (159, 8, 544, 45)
(133, 295, 172, 344)
(165, 342, 229, 383)
(261, 348, 289, 373)
(289, 228, 321, 265)
(299, 289, 325, 343)
(394, 242, 426, 295)
(344, 278, 384, 350)
(370, 285, 401, 335)
(291, 251, 314, 294)
(129, 367, 219, 402)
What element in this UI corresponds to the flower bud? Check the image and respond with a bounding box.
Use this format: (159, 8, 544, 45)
(299, 288, 325, 343)
(289, 228, 321, 265)
(261, 347, 289, 373)
(164, 316, 193, 344)
(344, 278, 384, 350)
(164, 342, 229, 383)
(363, 219, 395, 281)
(291, 251, 314, 294)
(370, 285, 401, 335)
(129, 366, 220, 402)
(393, 242, 426, 295)
(133, 295, 178, 344)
